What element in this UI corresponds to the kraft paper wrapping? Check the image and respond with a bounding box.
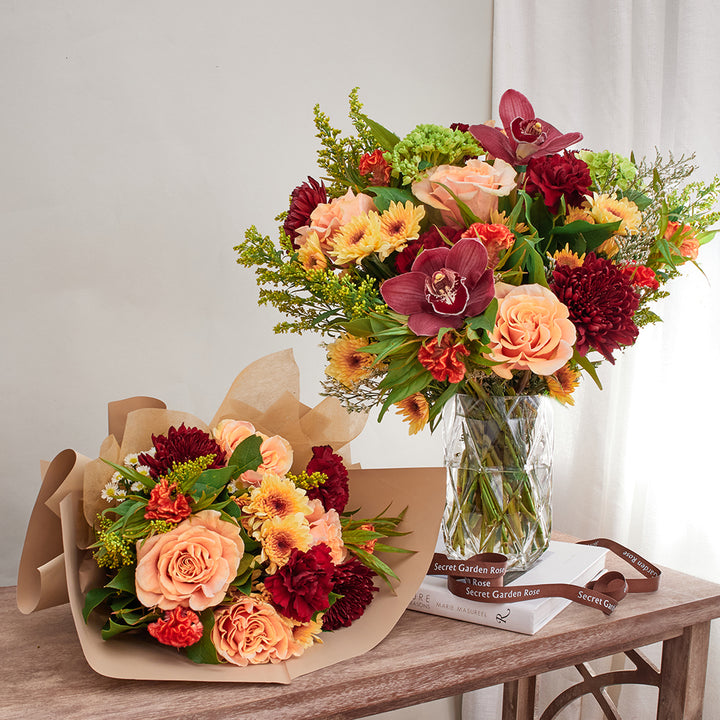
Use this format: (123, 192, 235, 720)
(17, 349, 446, 682)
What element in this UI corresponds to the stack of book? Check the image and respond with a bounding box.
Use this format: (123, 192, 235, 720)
(409, 538, 608, 634)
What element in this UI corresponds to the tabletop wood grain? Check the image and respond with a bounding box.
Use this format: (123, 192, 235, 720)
(5, 561, 720, 720)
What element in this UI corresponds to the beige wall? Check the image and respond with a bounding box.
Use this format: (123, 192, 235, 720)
(2, 0, 493, 596)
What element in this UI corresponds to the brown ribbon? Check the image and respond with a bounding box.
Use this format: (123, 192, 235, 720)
(427, 538, 661, 616)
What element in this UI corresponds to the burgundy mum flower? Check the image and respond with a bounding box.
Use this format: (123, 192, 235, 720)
(283, 176, 328, 247)
(468, 89, 583, 167)
(264, 544, 335, 623)
(550, 253, 640, 362)
(306, 445, 350, 514)
(394, 225, 462, 274)
(381, 238, 495, 336)
(322, 556, 378, 631)
(139, 424, 226, 479)
(524, 150, 592, 214)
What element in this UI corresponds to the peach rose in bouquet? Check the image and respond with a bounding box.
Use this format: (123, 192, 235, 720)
(412, 158, 516, 228)
(135, 509, 244, 611)
(487, 283, 576, 379)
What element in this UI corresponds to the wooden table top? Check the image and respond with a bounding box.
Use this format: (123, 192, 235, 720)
(5, 562, 720, 720)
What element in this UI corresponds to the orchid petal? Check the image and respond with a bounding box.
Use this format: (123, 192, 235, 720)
(465, 269, 496, 316)
(408, 312, 463, 337)
(467, 124, 517, 165)
(531, 131, 584, 158)
(445, 238, 489, 287)
(380, 273, 428, 315)
(412, 245, 451, 276)
(498, 89, 535, 134)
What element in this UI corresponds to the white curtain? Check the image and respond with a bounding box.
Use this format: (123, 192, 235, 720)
(464, 1, 720, 717)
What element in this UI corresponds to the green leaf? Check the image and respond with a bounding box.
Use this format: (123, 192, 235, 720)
(105, 565, 136, 594)
(83, 587, 116, 623)
(190, 466, 237, 505)
(102, 459, 155, 490)
(101, 617, 138, 640)
(622, 187, 652, 210)
(342, 317, 375, 337)
(550, 219, 621, 255)
(464, 298, 498, 333)
(435, 182, 481, 226)
(573, 348, 603, 390)
(366, 186, 415, 213)
(185, 609, 220, 665)
(227, 434, 264, 475)
(361, 114, 401, 151)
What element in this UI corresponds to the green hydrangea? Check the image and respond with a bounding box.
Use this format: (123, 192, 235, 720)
(388, 124, 480, 185)
(578, 150, 637, 191)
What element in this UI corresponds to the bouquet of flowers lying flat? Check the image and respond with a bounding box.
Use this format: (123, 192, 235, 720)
(236, 88, 719, 433)
(18, 351, 446, 681)
(87, 422, 407, 666)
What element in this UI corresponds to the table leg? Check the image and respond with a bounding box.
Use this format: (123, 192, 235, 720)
(657, 621, 711, 720)
(502, 676, 536, 720)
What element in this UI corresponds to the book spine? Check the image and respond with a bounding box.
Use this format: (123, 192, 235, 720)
(408, 585, 536, 634)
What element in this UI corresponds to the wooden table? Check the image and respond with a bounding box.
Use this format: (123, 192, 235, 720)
(4, 561, 720, 720)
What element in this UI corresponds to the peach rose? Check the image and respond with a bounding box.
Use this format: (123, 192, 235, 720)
(213, 419, 257, 456)
(241, 434, 294, 486)
(295, 188, 377, 246)
(309, 508, 347, 565)
(412, 158, 516, 228)
(212, 596, 298, 666)
(135, 509, 244, 611)
(488, 283, 576, 379)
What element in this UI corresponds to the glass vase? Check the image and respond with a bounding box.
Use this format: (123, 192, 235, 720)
(442, 394, 552, 570)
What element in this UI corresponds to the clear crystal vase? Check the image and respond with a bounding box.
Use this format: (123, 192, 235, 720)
(442, 394, 552, 570)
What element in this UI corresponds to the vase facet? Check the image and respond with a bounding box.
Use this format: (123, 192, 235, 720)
(442, 394, 552, 570)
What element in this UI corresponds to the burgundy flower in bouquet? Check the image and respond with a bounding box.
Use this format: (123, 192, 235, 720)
(381, 238, 495, 336)
(305, 445, 350, 513)
(322, 556, 379, 631)
(264, 544, 336, 623)
(283, 176, 328, 247)
(139, 424, 226, 479)
(551, 253, 640, 362)
(468, 89, 583, 167)
(524, 150, 592, 213)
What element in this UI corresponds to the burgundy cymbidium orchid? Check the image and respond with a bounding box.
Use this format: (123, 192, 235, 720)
(380, 238, 494, 336)
(468, 89, 582, 167)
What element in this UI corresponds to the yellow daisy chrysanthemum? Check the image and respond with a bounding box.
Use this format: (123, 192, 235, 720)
(565, 205, 595, 225)
(328, 212, 383, 265)
(297, 231, 327, 271)
(289, 617, 324, 652)
(488, 209, 529, 234)
(376, 201, 425, 260)
(243, 473, 312, 534)
(552, 243, 585, 269)
(588, 193, 642, 236)
(259, 514, 312, 570)
(325, 333, 375, 388)
(394, 393, 429, 435)
(546, 364, 581, 406)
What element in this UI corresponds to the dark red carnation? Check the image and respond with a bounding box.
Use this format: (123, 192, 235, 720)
(305, 445, 350, 513)
(550, 253, 640, 362)
(144, 478, 192, 523)
(139, 424, 226, 480)
(394, 225, 462, 274)
(264, 544, 335, 623)
(283, 176, 328, 247)
(449, 122, 470, 133)
(147, 606, 203, 648)
(322, 556, 378, 631)
(359, 149, 391, 186)
(418, 335, 470, 383)
(524, 151, 592, 214)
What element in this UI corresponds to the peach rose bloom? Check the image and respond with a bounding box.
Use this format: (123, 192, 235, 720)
(241, 434, 294, 486)
(212, 596, 296, 666)
(213, 419, 257, 456)
(305, 498, 326, 524)
(295, 188, 377, 247)
(135, 509, 244, 611)
(309, 509, 347, 564)
(412, 158, 516, 228)
(488, 283, 576, 380)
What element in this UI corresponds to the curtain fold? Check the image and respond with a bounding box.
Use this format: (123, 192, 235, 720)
(464, 1, 720, 717)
